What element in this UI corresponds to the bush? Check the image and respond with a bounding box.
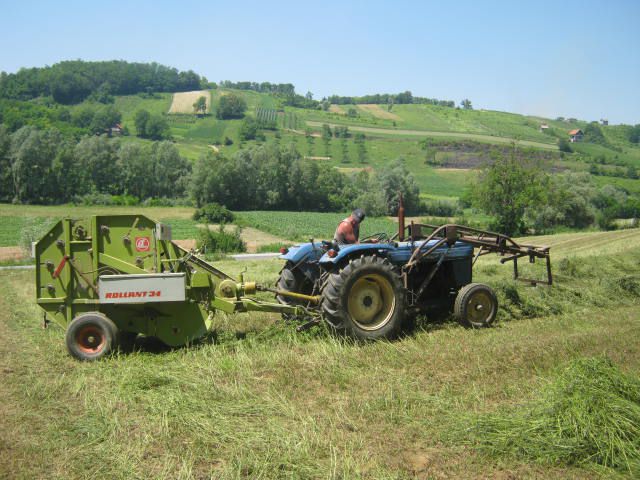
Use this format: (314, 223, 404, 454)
(192, 203, 235, 223)
(216, 93, 247, 119)
(197, 225, 246, 253)
(73, 193, 139, 206)
(421, 199, 462, 217)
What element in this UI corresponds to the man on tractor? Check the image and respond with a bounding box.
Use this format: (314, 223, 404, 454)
(334, 208, 366, 245)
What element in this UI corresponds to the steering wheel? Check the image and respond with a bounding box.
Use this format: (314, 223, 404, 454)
(361, 232, 390, 243)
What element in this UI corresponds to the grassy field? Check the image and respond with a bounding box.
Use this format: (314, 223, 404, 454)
(1, 228, 639, 478)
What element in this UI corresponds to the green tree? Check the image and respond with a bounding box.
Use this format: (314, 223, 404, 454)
(74, 135, 121, 194)
(558, 137, 573, 153)
(134, 109, 150, 137)
(321, 124, 332, 156)
(473, 145, 546, 235)
(354, 133, 367, 163)
(10, 126, 65, 203)
(340, 138, 349, 163)
(193, 95, 207, 116)
(216, 93, 247, 119)
(89, 105, 121, 135)
(461, 99, 473, 110)
(0, 125, 12, 202)
(145, 114, 170, 140)
(239, 117, 259, 141)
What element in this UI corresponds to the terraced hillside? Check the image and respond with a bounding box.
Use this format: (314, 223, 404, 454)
(107, 87, 640, 200)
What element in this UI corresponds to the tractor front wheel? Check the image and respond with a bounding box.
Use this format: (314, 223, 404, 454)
(454, 283, 498, 328)
(321, 255, 406, 340)
(65, 313, 118, 361)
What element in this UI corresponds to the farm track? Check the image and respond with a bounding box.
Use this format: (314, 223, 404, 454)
(305, 121, 558, 150)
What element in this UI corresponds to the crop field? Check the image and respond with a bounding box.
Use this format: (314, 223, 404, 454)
(237, 211, 398, 242)
(168, 90, 211, 114)
(1, 228, 639, 478)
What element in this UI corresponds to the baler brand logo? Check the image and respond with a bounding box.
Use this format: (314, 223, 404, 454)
(135, 236, 150, 252)
(105, 290, 162, 299)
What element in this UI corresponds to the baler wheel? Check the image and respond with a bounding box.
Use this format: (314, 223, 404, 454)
(321, 255, 406, 340)
(66, 313, 118, 361)
(454, 283, 498, 328)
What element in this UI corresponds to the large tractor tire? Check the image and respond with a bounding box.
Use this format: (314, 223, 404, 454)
(321, 255, 406, 340)
(276, 261, 315, 306)
(65, 312, 118, 361)
(454, 283, 498, 328)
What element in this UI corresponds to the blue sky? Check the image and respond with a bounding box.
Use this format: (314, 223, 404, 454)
(1, 0, 639, 124)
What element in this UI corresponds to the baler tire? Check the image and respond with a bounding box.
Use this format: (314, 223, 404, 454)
(454, 283, 498, 328)
(321, 255, 406, 340)
(65, 313, 118, 361)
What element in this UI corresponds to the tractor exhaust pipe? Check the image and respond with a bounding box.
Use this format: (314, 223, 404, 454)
(398, 192, 405, 242)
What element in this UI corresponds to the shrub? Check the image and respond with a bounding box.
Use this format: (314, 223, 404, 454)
(421, 199, 462, 217)
(197, 225, 246, 253)
(192, 203, 235, 223)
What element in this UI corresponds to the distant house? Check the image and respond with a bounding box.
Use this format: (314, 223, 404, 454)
(568, 129, 583, 142)
(110, 123, 124, 136)
(539, 123, 549, 132)
(600, 119, 609, 126)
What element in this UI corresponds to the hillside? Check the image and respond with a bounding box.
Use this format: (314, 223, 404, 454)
(107, 87, 640, 200)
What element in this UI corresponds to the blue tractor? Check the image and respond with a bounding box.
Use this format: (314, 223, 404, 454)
(275, 208, 552, 340)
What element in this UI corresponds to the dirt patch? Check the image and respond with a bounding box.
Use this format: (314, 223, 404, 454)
(173, 239, 197, 250)
(358, 104, 400, 120)
(304, 156, 331, 160)
(0, 247, 25, 262)
(208, 145, 220, 153)
(168, 90, 211, 114)
(334, 166, 373, 174)
(328, 105, 345, 114)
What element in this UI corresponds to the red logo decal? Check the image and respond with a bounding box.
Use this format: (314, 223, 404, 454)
(135, 237, 150, 252)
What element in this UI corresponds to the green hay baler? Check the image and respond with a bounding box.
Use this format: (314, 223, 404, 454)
(35, 215, 315, 360)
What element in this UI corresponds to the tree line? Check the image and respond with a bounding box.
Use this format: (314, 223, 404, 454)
(327, 91, 455, 108)
(0, 60, 206, 104)
(0, 125, 190, 204)
(189, 144, 421, 215)
(0, 123, 422, 216)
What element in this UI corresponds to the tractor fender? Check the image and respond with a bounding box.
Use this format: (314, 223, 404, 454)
(319, 243, 395, 265)
(279, 242, 325, 263)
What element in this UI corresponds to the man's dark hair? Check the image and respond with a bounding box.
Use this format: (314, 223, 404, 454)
(352, 208, 366, 223)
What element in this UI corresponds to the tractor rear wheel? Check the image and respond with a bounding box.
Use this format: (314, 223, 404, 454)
(321, 255, 406, 340)
(65, 313, 118, 361)
(454, 283, 498, 328)
(276, 262, 315, 305)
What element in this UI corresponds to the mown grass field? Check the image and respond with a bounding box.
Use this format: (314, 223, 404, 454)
(1, 228, 640, 478)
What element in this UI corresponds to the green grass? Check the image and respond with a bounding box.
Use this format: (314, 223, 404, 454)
(1, 228, 640, 478)
(460, 356, 640, 474)
(236, 211, 397, 242)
